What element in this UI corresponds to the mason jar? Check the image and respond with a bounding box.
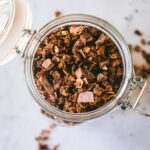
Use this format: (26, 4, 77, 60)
(0, 0, 150, 126)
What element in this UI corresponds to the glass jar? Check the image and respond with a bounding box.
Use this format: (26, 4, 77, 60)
(0, 0, 150, 126)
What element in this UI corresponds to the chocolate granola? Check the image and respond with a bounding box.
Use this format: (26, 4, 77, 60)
(33, 25, 123, 113)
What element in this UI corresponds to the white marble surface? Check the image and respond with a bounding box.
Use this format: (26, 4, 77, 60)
(0, 0, 150, 150)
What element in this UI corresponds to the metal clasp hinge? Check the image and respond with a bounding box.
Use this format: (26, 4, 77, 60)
(120, 78, 147, 110)
(14, 28, 37, 58)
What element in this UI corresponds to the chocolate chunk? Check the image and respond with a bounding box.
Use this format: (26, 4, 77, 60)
(97, 73, 107, 82)
(42, 59, 52, 69)
(77, 91, 94, 103)
(95, 33, 106, 49)
(73, 38, 86, 50)
(39, 73, 54, 95)
(75, 68, 82, 78)
(69, 25, 84, 36)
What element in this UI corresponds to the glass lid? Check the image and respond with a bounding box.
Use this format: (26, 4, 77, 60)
(0, 0, 14, 43)
(0, 0, 32, 65)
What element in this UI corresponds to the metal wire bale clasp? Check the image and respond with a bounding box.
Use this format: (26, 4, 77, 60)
(120, 77, 150, 117)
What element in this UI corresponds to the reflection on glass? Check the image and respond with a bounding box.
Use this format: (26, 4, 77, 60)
(0, 0, 10, 38)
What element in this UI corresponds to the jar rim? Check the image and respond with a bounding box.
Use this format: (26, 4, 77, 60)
(24, 14, 133, 122)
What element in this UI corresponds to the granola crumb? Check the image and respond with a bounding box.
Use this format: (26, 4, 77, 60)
(36, 125, 59, 150)
(141, 39, 146, 45)
(147, 41, 150, 45)
(128, 44, 133, 52)
(125, 16, 129, 20)
(134, 29, 143, 36)
(134, 45, 141, 52)
(55, 11, 61, 17)
(135, 9, 139, 13)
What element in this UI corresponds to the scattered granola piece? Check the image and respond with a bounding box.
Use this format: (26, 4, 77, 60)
(134, 45, 141, 52)
(135, 9, 139, 13)
(38, 144, 49, 150)
(134, 29, 143, 36)
(49, 124, 56, 129)
(141, 39, 146, 45)
(41, 130, 50, 135)
(128, 44, 133, 51)
(55, 11, 61, 17)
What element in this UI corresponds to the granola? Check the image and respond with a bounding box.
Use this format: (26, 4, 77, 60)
(33, 25, 123, 113)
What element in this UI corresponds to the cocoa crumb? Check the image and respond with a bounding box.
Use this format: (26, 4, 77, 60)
(141, 39, 146, 45)
(134, 45, 141, 52)
(125, 16, 129, 20)
(35, 136, 49, 141)
(38, 144, 49, 150)
(55, 11, 61, 17)
(134, 30, 143, 36)
(128, 44, 133, 51)
(135, 9, 139, 13)
(49, 124, 56, 129)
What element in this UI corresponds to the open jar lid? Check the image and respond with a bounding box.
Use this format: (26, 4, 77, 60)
(0, 0, 32, 65)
